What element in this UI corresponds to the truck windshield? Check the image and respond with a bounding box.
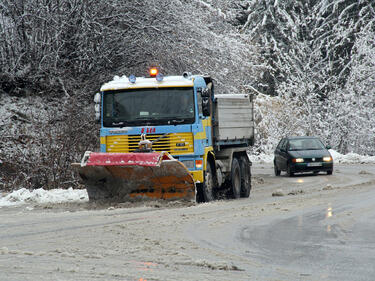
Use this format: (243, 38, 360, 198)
(103, 87, 195, 127)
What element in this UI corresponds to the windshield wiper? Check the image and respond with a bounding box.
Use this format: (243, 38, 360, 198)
(134, 117, 187, 125)
(169, 119, 185, 124)
(134, 117, 161, 122)
(110, 120, 141, 126)
(132, 117, 162, 126)
(135, 117, 159, 120)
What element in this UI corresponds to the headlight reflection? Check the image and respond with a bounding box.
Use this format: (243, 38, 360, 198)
(326, 204, 333, 233)
(326, 206, 333, 218)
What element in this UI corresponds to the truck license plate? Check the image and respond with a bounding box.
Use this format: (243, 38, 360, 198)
(308, 162, 322, 167)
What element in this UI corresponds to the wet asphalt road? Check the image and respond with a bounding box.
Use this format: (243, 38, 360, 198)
(237, 188, 375, 280)
(188, 164, 375, 280)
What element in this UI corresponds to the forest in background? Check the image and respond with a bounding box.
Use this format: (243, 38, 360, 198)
(0, 0, 374, 190)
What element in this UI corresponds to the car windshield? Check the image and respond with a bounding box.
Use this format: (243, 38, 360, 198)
(103, 87, 195, 127)
(288, 138, 325, 151)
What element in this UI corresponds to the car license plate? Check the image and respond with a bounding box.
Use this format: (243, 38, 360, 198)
(308, 162, 322, 167)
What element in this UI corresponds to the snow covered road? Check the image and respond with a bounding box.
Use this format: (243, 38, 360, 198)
(0, 164, 374, 281)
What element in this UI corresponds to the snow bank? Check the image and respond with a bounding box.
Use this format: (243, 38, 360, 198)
(329, 150, 375, 164)
(248, 154, 274, 164)
(249, 150, 375, 164)
(0, 187, 88, 207)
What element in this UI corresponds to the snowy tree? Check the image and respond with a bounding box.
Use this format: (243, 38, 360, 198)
(324, 18, 375, 154)
(0, 0, 260, 97)
(236, 0, 375, 154)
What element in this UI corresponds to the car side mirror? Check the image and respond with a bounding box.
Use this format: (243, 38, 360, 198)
(326, 145, 331, 150)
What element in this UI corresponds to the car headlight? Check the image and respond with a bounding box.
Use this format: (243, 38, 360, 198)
(323, 156, 332, 162)
(292, 158, 304, 163)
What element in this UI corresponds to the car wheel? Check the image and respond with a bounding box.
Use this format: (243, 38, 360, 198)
(240, 156, 251, 198)
(287, 163, 294, 177)
(202, 162, 216, 202)
(327, 170, 333, 175)
(230, 157, 241, 199)
(313, 171, 319, 175)
(274, 162, 281, 176)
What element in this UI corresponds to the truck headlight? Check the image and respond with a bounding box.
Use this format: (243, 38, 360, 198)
(181, 160, 194, 169)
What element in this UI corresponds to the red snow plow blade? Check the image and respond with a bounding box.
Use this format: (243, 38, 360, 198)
(76, 151, 195, 202)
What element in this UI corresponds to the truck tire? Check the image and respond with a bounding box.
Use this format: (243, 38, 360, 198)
(230, 157, 241, 199)
(202, 162, 215, 202)
(240, 156, 251, 198)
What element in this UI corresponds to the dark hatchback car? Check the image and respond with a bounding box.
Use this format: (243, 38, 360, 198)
(274, 136, 333, 176)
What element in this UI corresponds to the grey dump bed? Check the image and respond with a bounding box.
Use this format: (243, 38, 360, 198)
(213, 94, 254, 145)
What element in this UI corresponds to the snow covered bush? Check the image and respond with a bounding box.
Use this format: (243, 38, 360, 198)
(0, 95, 97, 190)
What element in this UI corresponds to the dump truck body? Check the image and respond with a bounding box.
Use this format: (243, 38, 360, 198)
(77, 71, 254, 202)
(214, 94, 254, 145)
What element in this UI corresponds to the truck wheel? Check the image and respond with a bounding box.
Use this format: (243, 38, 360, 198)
(240, 156, 251, 198)
(230, 157, 241, 199)
(202, 162, 215, 202)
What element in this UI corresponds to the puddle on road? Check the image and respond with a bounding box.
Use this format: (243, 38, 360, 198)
(296, 203, 334, 233)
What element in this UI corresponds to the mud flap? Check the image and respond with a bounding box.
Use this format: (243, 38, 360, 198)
(77, 152, 195, 202)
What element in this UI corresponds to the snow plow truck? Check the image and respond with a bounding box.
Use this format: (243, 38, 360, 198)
(76, 68, 255, 203)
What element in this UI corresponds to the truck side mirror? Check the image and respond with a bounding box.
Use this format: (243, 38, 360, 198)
(201, 88, 210, 117)
(202, 91, 211, 117)
(202, 98, 210, 116)
(201, 88, 210, 98)
(94, 92, 101, 123)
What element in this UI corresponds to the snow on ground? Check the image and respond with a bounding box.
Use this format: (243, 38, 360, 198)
(0, 187, 88, 208)
(0, 150, 374, 208)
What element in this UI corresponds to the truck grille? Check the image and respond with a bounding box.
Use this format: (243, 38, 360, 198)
(106, 133, 194, 155)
